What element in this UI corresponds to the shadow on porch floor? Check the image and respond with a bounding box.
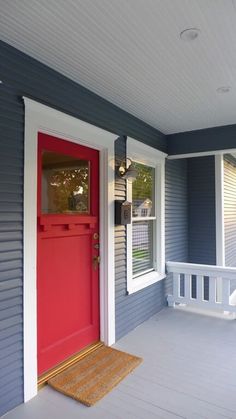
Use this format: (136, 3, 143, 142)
(4, 308, 236, 419)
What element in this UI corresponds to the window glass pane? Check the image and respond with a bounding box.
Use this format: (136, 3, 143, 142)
(132, 220, 154, 276)
(41, 151, 90, 214)
(132, 162, 155, 217)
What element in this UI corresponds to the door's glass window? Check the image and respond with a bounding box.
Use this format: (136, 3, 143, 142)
(41, 151, 90, 214)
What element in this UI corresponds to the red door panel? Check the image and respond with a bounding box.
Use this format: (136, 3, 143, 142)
(37, 133, 100, 376)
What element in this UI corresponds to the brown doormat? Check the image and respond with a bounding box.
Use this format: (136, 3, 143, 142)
(48, 345, 142, 406)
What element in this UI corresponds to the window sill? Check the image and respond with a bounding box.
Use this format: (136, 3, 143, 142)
(127, 271, 166, 295)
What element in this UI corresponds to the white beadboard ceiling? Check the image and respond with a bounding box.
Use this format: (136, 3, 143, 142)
(1, 0, 236, 134)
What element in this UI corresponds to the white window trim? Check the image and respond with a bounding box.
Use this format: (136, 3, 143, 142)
(23, 97, 117, 402)
(126, 138, 166, 294)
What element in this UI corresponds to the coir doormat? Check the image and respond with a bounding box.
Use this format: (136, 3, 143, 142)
(48, 345, 142, 406)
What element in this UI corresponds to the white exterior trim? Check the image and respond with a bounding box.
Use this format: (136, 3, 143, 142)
(126, 138, 166, 294)
(168, 148, 236, 160)
(215, 155, 225, 266)
(127, 138, 167, 162)
(23, 97, 116, 402)
(167, 261, 236, 313)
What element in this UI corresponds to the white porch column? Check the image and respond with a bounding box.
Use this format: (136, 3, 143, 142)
(215, 154, 225, 266)
(215, 154, 225, 301)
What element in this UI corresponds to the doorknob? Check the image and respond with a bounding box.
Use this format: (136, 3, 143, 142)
(93, 255, 100, 270)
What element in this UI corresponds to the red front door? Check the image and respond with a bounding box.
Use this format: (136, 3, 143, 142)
(37, 133, 100, 376)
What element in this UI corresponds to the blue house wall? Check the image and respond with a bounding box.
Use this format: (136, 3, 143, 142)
(188, 156, 216, 265)
(0, 41, 167, 416)
(168, 125, 236, 156)
(0, 40, 233, 415)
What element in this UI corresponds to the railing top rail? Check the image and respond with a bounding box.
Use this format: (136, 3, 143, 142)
(167, 261, 236, 279)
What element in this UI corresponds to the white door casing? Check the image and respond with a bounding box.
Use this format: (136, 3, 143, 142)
(23, 97, 116, 401)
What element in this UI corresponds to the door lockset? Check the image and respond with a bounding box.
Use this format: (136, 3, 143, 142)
(93, 255, 100, 270)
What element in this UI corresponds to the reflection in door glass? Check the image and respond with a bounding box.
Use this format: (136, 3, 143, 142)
(41, 151, 90, 214)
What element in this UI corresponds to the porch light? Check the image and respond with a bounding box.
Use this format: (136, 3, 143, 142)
(118, 158, 138, 182)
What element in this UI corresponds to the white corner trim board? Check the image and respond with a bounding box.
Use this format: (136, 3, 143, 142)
(126, 137, 166, 294)
(23, 97, 117, 402)
(215, 155, 225, 266)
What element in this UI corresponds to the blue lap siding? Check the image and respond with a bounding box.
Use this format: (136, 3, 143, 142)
(115, 143, 189, 339)
(165, 159, 189, 296)
(0, 39, 220, 416)
(0, 41, 165, 416)
(188, 157, 216, 265)
(168, 125, 236, 156)
(115, 137, 165, 340)
(0, 88, 24, 416)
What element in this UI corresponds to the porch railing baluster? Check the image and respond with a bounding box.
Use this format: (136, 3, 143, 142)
(196, 275, 203, 302)
(185, 274, 191, 300)
(222, 278, 230, 306)
(167, 262, 236, 314)
(208, 276, 216, 304)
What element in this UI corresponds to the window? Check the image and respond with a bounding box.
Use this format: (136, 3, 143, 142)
(127, 138, 166, 294)
(132, 162, 155, 277)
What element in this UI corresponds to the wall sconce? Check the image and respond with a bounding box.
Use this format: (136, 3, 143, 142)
(118, 158, 138, 182)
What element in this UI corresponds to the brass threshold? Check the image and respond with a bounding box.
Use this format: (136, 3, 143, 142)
(38, 341, 103, 389)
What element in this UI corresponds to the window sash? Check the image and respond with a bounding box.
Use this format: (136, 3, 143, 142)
(132, 219, 155, 276)
(131, 161, 156, 278)
(126, 137, 166, 295)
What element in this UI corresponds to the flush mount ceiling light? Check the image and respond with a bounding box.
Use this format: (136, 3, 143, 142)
(180, 28, 200, 41)
(216, 86, 231, 94)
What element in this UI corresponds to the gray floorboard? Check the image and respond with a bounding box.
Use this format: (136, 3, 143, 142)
(3, 308, 236, 419)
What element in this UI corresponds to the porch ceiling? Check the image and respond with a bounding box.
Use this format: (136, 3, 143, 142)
(1, 1, 236, 134)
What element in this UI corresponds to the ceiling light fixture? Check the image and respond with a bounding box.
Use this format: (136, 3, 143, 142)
(216, 86, 231, 94)
(180, 28, 200, 41)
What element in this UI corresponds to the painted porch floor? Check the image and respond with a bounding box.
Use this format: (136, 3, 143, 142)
(4, 308, 236, 419)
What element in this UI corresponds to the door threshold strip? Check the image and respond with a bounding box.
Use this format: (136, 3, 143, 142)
(38, 341, 103, 389)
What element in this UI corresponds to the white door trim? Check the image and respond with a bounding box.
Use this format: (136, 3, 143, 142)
(23, 97, 116, 402)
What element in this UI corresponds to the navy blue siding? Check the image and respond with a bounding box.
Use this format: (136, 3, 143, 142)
(0, 88, 24, 416)
(115, 137, 165, 341)
(224, 155, 236, 267)
(115, 149, 189, 340)
(167, 125, 236, 156)
(165, 159, 189, 295)
(0, 41, 166, 415)
(188, 157, 216, 264)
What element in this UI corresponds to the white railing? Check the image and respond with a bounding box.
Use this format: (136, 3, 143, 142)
(167, 261, 236, 313)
